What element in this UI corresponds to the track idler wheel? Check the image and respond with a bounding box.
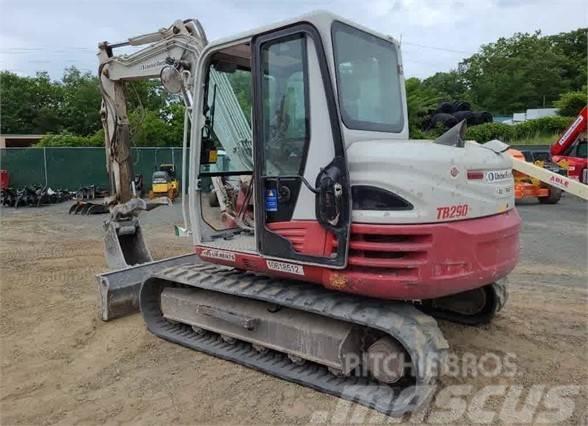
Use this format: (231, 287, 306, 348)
(366, 337, 407, 384)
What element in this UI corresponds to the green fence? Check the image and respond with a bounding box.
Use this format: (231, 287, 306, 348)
(0, 147, 185, 190)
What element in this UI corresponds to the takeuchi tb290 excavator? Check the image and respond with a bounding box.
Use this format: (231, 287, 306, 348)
(96, 11, 521, 415)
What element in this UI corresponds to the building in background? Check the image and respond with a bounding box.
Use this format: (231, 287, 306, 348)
(0, 134, 45, 148)
(499, 108, 559, 125)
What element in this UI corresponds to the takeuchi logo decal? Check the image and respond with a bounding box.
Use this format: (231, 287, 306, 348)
(140, 59, 170, 71)
(486, 170, 512, 182)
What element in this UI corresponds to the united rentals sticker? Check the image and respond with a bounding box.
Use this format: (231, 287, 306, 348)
(485, 169, 513, 183)
(200, 248, 236, 262)
(266, 260, 305, 275)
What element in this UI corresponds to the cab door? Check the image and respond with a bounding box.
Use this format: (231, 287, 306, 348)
(251, 24, 351, 268)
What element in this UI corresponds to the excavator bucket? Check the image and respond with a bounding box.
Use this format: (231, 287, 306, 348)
(104, 218, 153, 270)
(98, 197, 189, 320)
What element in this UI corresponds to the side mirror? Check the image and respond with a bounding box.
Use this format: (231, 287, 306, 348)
(316, 165, 344, 227)
(160, 65, 183, 94)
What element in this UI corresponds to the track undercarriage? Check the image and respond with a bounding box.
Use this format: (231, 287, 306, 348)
(136, 262, 508, 416)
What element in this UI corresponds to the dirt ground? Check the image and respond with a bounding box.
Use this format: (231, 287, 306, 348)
(1, 197, 586, 425)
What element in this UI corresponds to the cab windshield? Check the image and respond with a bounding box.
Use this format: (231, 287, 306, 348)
(332, 21, 404, 133)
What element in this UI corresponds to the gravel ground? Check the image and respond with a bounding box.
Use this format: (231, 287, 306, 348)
(0, 196, 586, 425)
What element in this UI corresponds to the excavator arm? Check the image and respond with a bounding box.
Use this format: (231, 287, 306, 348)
(96, 20, 256, 319)
(96, 19, 207, 272)
(98, 19, 207, 204)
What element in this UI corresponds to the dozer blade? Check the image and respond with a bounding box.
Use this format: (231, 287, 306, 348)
(96, 253, 199, 321)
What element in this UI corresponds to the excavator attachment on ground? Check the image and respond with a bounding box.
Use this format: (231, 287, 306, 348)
(94, 12, 522, 415)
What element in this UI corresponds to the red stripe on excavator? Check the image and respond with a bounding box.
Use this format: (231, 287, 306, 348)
(194, 209, 521, 300)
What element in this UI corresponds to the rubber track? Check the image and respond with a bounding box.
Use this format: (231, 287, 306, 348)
(140, 263, 449, 416)
(421, 281, 508, 326)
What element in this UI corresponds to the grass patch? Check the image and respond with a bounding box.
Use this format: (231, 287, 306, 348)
(510, 133, 559, 145)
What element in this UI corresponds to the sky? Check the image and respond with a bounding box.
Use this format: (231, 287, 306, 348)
(1, 0, 586, 80)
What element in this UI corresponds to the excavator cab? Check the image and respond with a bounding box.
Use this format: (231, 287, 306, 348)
(192, 21, 395, 270)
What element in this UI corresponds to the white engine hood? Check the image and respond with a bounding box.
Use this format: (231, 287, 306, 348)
(346, 139, 515, 224)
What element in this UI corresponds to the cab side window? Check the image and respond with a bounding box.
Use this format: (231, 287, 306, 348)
(260, 35, 309, 176)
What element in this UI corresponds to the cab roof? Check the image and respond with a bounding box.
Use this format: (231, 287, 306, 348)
(206, 10, 400, 50)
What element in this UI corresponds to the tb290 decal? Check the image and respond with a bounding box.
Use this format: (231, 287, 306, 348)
(436, 204, 469, 220)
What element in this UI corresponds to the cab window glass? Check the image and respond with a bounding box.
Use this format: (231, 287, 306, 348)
(261, 35, 309, 176)
(332, 21, 404, 132)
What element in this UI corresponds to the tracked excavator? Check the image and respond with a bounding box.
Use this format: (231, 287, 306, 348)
(96, 12, 521, 415)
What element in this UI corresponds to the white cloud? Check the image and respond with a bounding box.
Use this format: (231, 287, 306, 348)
(1, 0, 586, 79)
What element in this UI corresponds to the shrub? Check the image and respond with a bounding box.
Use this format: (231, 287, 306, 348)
(464, 116, 574, 143)
(465, 122, 514, 143)
(554, 91, 587, 117)
(510, 116, 574, 140)
(37, 130, 104, 147)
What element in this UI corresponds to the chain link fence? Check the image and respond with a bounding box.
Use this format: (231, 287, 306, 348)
(0, 147, 184, 190)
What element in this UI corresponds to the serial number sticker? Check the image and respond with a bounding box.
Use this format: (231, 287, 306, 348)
(437, 204, 469, 220)
(485, 169, 513, 183)
(266, 260, 305, 276)
(200, 248, 236, 262)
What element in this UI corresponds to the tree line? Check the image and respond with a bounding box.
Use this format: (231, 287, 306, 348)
(407, 27, 587, 138)
(0, 27, 586, 146)
(0, 67, 185, 147)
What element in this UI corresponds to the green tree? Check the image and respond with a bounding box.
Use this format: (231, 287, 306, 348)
(129, 102, 185, 147)
(227, 70, 252, 123)
(37, 130, 104, 147)
(0, 71, 64, 134)
(422, 71, 468, 103)
(60, 67, 102, 135)
(405, 77, 440, 136)
(554, 90, 587, 117)
(547, 28, 588, 92)
(460, 31, 569, 114)
(162, 102, 187, 144)
(125, 80, 168, 112)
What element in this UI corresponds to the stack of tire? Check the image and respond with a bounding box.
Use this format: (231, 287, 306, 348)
(424, 101, 493, 131)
